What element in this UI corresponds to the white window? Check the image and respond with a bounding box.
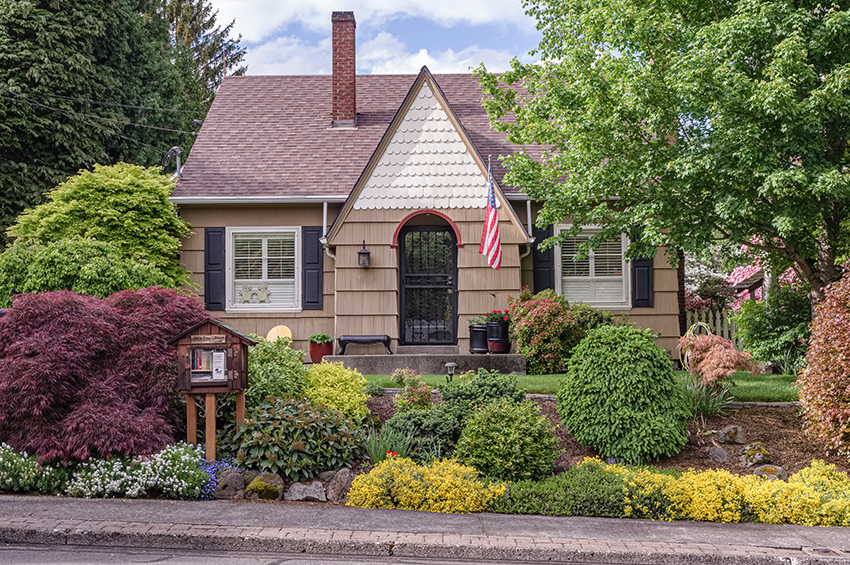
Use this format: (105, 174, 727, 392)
(555, 226, 631, 309)
(226, 228, 300, 311)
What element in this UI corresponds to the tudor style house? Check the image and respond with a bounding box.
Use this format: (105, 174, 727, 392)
(171, 12, 685, 357)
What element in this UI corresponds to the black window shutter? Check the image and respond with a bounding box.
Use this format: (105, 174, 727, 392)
(204, 228, 226, 311)
(532, 225, 555, 292)
(631, 255, 654, 308)
(302, 226, 323, 310)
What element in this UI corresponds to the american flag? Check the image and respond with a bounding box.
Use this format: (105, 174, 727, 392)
(479, 160, 501, 270)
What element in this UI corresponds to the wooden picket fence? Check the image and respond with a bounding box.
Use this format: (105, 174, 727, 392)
(685, 309, 743, 350)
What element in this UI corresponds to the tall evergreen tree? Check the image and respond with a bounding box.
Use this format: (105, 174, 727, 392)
(164, 0, 247, 106)
(0, 0, 217, 247)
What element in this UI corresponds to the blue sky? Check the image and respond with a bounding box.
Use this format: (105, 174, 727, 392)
(208, 1, 541, 75)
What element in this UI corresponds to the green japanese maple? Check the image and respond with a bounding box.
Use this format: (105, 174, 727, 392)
(477, 0, 850, 307)
(8, 163, 191, 284)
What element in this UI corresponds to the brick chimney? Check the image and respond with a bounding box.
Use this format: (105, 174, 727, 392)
(331, 11, 356, 127)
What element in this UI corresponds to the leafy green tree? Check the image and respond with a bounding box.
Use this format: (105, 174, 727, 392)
(0, 239, 174, 308)
(0, 0, 206, 246)
(477, 0, 850, 308)
(8, 163, 191, 283)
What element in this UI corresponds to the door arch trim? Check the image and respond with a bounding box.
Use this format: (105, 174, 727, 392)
(390, 210, 464, 248)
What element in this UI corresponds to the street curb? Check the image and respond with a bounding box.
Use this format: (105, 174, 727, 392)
(3, 520, 849, 565)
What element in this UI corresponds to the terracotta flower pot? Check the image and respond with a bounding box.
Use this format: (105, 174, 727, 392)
(309, 341, 334, 363)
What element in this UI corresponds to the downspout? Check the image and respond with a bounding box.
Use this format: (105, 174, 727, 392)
(321, 201, 336, 260)
(519, 199, 533, 260)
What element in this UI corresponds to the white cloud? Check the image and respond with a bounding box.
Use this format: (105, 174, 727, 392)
(359, 32, 517, 74)
(211, 0, 533, 44)
(245, 36, 332, 75)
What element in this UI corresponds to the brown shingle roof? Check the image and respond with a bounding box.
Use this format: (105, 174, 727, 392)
(173, 74, 529, 199)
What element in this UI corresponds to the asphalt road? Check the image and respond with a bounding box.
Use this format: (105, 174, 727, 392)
(0, 544, 608, 565)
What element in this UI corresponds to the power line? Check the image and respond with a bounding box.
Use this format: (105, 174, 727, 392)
(0, 94, 167, 152)
(0, 90, 199, 135)
(0, 85, 206, 114)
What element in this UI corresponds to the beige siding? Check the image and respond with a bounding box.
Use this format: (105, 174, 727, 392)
(176, 204, 338, 351)
(514, 202, 683, 357)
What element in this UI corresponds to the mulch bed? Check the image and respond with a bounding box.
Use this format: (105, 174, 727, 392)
(366, 394, 850, 476)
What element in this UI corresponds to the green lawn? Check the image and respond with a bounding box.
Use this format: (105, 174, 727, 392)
(365, 371, 799, 401)
(365, 373, 565, 394)
(727, 371, 799, 402)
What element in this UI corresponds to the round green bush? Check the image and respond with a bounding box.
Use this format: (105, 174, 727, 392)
(454, 399, 559, 482)
(382, 404, 462, 462)
(556, 325, 688, 464)
(232, 397, 364, 481)
(439, 369, 525, 422)
(246, 336, 307, 408)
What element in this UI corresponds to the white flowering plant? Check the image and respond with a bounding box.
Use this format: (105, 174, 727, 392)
(0, 442, 235, 500)
(0, 443, 69, 493)
(66, 443, 223, 499)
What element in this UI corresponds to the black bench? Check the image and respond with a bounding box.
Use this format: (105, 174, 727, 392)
(337, 335, 392, 355)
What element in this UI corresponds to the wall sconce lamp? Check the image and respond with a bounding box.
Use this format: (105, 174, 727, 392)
(357, 240, 371, 267)
(444, 362, 457, 384)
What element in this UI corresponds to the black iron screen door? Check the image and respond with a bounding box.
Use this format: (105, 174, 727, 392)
(399, 226, 458, 344)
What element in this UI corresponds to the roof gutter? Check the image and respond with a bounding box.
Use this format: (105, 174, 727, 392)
(170, 196, 349, 205)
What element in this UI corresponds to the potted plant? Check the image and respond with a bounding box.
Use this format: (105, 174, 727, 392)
(308, 333, 334, 363)
(467, 315, 489, 354)
(483, 310, 511, 353)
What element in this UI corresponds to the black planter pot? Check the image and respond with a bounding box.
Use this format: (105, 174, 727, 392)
(486, 321, 510, 354)
(468, 324, 489, 354)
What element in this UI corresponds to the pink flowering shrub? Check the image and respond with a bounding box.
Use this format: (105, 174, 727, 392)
(391, 368, 433, 412)
(685, 291, 714, 313)
(797, 274, 850, 454)
(0, 288, 207, 463)
(508, 288, 615, 375)
(678, 334, 760, 386)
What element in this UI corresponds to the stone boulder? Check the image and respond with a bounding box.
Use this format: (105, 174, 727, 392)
(285, 480, 327, 502)
(739, 442, 772, 467)
(753, 465, 788, 481)
(215, 469, 245, 500)
(717, 425, 747, 445)
(245, 472, 285, 501)
(708, 447, 728, 464)
(326, 468, 355, 503)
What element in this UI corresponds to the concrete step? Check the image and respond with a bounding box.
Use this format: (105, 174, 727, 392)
(323, 353, 526, 375)
(395, 345, 460, 355)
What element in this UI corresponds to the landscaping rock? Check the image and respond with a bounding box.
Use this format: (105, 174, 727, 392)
(285, 480, 327, 502)
(317, 471, 337, 483)
(243, 470, 261, 485)
(326, 468, 355, 503)
(708, 447, 728, 464)
(739, 442, 772, 467)
(245, 472, 285, 501)
(214, 470, 245, 500)
(753, 465, 788, 481)
(717, 425, 747, 444)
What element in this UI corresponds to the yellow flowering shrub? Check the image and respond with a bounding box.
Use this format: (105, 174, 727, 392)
(599, 459, 677, 520)
(347, 457, 505, 513)
(745, 461, 850, 526)
(304, 361, 368, 422)
(663, 469, 749, 523)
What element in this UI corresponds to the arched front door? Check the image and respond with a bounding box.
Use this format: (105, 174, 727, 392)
(399, 226, 458, 344)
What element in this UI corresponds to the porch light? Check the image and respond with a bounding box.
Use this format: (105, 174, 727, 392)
(357, 240, 371, 267)
(445, 362, 457, 384)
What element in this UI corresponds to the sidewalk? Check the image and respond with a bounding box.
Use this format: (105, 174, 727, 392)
(2, 495, 849, 564)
